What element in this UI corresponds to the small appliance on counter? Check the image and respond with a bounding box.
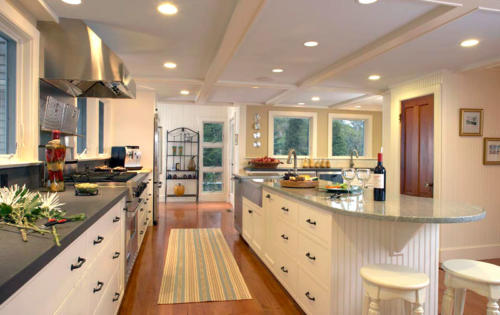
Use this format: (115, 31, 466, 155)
(110, 146, 143, 170)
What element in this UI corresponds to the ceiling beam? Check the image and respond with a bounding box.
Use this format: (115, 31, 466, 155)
(135, 77, 204, 86)
(265, 4, 477, 106)
(215, 80, 295, 90)
(478, 0, 500, 12)
(329, 94, 383, 108)
(195, 0, 267, 104)
(265, 88, 298, 105)
(300, 4, 477, 87)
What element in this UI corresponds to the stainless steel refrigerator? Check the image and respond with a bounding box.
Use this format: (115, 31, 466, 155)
(153, 113, 163, 225)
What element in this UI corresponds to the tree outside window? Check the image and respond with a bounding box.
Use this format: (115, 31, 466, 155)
(273, 117, 310, 156)
(331, 119, 365, 156)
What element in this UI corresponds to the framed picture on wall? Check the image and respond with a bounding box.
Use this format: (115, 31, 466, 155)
(484, 138, 500, 165)
(460, 108, 483, 136)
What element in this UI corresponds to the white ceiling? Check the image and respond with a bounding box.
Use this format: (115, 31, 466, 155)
(42, 0, 500, 111)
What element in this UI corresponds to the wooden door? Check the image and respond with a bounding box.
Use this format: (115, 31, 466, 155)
(401, 94, 434, 197)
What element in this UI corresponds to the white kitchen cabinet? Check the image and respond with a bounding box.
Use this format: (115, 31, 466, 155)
(0, 197, 126, 315)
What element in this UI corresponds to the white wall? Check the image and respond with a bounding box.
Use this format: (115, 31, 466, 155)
(157, 103, 232, 202)
(439, 69, 500, 260)
(384, 69, 500, 261)
(108, 90, 156, 169)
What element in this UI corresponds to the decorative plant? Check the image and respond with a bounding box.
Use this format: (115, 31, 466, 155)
(0, 185, 86, 246)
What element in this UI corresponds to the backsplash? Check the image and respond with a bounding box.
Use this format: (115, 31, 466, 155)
(0, 164, 43, 189)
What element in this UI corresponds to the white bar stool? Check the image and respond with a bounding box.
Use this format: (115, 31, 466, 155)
(360, 264, 430, 315)
(441, 259, 500, 315)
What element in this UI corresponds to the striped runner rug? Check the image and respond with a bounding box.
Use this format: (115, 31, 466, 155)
(158, 228, 252, 304)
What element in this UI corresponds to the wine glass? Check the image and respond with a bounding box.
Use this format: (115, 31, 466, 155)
(356, 169, 371, 203)
(341, 168, 356, 196)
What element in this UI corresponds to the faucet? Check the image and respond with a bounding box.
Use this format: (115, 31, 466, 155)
(287, 148, 298, 174)
(349, 149, 359, 168)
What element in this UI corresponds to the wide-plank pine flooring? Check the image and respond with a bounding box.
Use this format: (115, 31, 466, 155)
(119, 202, 499, 315)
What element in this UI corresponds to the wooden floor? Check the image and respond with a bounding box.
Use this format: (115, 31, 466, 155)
(119, 202, 499, 315)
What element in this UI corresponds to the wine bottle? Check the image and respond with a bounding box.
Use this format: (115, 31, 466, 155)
(373, 153, 386, 201)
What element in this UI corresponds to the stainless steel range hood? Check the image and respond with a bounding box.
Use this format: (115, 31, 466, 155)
(38, 18, 136, 99)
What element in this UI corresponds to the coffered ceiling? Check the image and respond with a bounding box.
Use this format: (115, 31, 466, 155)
(40, 0, 500, 110)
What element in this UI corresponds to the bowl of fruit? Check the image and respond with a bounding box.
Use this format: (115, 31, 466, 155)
(249, 156, 282, 169)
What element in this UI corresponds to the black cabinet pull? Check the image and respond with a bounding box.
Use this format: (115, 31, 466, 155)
(265, 194, 271, 199)
(281, 207, 289, 212)
(140, 208, 144, 212)
(144, 221, 147, 225)
(306, 218, 317, 226)
(140, 230, 144, 235)
(305, 252, 316, 260)
(113, 216, 120, 223)
(248, 209, 253, 214)
(280, 234, 288, 240)
(280, 266, 288, 273)
(93, 281, 104, 293)
(93, 236, 104, 245)
(113, 292, 120, 302)
(112, 252, 120, 259)
(70, 257, 86, 271)
(305, 291, 316, 301)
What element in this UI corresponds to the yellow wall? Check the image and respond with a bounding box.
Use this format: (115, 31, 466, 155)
(245, 105, 382, 158)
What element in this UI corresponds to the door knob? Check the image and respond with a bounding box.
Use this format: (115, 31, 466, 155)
(425, 183, 434, 188)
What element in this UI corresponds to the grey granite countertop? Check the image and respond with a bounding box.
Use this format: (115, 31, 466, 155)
(0, 186, 128, 304)
(261, 182, 485, 224)
(233, 172, 283, 180)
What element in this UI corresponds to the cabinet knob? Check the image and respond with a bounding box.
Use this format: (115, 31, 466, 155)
(70, 256, 86, 271)
(113, 216, 120, 223)
(305, 291, 316, 301)
(93, 281, 104, 293)
(93, 235, 104, 245)
(112, 252, 120, 259)
(248, 209, 253, 214)
(305, 252, 316, 260)
(280, 266, 288, 273)
(140, 230, 144, 235)
(306, 218, 317, 226)
(280, 234, 288, 240)
(113, 292, 120, 302)
(265, 194, 271, 199)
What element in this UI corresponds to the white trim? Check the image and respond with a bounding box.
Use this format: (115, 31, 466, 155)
(440, 243, 500, 261)
(0, 0, 39, 164)
(327, 113, 373, 158)
(268, 110, 318, 158)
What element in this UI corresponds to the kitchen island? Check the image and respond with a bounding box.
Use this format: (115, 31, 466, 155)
(236, 177, 485, 315)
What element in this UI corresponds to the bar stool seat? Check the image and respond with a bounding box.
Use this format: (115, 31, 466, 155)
(441, 259, 500, 315)
(361, 264, 430, 315)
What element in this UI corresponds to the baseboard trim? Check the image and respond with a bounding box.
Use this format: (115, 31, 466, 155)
(440, 243, 500, 261)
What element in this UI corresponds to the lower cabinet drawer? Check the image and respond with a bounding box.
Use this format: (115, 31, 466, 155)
(298, 233, 330, 287)
(274, 218, 298, 257)
(297, 268, 330, 315)
(273, 248, 298, 295)
(298, 205, 332, 246)
(54, 276, 90, 315)
(94, 268, 121, 315)
(86, 204, 122, 264)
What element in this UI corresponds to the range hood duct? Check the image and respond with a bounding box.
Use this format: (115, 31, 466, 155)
(38, 18, 136, 99)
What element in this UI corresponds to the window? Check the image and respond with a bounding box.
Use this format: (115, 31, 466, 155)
(201, 122, 224, 193)
(328, 113, 372, 158)
(76, 98, 87, 154)
(0, 33, 16, 154)
(269, 111, 317, 157)
(98, 101, 104, 154)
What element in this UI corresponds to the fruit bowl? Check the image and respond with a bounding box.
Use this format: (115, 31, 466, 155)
(249, 157, 282, 169)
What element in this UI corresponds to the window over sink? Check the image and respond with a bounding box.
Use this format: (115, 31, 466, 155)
(328, 113, 372, 158)
(269, 111, 317, 157)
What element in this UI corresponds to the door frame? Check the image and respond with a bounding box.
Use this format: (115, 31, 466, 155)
(385, 75, 443, 200)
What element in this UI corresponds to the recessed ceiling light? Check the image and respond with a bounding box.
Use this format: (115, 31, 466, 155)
(252, 86, 259, 89)
(157, 2, 178, 15)
(355, 105, 362, 108)
(272, 68, 284, 73)
(368, 74, 381, 81)
(62, 0, 81, 4)
(180, 90, 190, 95)
(357, 0, 378, 4)
(311, 96, 320, 101)
(298, 102, 305, 105)
(304, 41, 319, 47)
(460, 38, 479, 48)
(163, 62, 177, 69)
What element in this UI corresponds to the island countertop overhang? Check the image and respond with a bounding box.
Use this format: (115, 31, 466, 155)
(260, 182, 485, 224)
